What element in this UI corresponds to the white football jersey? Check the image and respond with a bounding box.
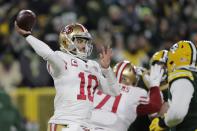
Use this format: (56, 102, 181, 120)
(25, 35, 119, 128)
(48, 51, 103, 125)
(91, 85, 147, 131)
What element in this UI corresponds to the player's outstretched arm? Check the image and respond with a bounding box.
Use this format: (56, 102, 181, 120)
(136, 87, 162, 116)
(99, 67, 120, 96)
(98, 46, 120, 96)
(15, 22, 64, 77)
(15, 22, 54, 59)
(137, 64, 164, 115)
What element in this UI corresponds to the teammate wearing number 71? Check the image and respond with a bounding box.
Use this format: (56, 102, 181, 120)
(91, 61, 164, 131)
(15, 22, 120, 131)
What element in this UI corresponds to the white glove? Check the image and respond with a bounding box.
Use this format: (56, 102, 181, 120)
(144, 64, 164, 88)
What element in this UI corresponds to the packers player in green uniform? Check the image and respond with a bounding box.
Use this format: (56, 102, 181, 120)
(150, 40, 197, 131)
(129, 50, 169, 131)
(0, 87, 25, 131)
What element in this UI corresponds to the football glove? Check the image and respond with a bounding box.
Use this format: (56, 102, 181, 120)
(149, 117, 168, 131)
(144, 64, 164, 88)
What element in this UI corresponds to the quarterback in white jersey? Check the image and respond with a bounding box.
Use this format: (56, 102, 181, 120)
(15, 22, 120, 131)
(91, 61, 164, 131)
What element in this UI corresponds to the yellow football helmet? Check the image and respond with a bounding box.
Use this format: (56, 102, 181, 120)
(113, 61, 139, 86)
(167, 40, 197, 73)
(150, 50, 168, 66)
(59, 23, 93, 59)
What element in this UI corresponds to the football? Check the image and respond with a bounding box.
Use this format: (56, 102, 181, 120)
(16, 10, 36, 31)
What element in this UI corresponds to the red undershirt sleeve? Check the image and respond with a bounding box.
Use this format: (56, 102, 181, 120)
(137, 87, 162, 116)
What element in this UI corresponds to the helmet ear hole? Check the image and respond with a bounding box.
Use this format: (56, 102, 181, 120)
(170, 61, 174, 65)
(71, 37, 75, 41)
(132, 82, 137, 86)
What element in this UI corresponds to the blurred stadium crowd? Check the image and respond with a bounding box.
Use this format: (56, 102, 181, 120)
(0, 0, 197, 92)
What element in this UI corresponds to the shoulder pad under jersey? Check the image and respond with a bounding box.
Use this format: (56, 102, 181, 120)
(168, 69, 194, 83)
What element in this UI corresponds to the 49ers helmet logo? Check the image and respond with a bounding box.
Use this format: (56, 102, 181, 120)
(66, 26, 73, 34)
(61, 26, 73, 34)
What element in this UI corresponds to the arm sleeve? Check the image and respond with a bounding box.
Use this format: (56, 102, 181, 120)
(26, 35, 65, 77)
(137, 87, 162, 116)
(98, 67, 120, 96)
(164, 78, 194, 127)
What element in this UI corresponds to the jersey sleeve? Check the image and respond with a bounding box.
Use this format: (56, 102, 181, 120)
(96, 65, 120, 96)
(164, 78, 194, 127)
(136, 87, 162, 116)
(91, 61, 120, 96)
(26, 35, 65, 77)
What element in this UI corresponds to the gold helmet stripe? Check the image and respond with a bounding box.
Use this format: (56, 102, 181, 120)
(116, 61, 130, 83)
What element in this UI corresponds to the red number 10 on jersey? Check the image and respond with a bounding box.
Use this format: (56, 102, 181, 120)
(77, 72, 99, 102)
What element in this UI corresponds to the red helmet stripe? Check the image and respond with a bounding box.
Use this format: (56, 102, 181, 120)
(116, 62, 123, 78)
(116, 61, 130, 83)
(119, 63, 129, 83)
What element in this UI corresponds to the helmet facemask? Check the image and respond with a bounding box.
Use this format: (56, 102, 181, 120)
(69, 37, 93, 59)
